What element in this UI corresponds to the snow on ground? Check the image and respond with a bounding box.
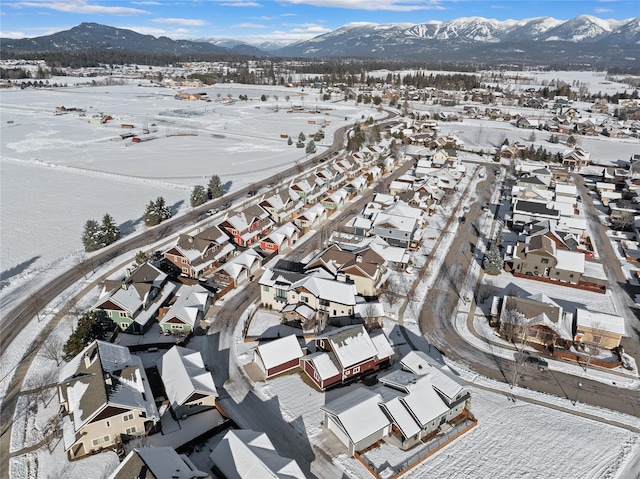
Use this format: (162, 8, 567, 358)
(0, 81, 379, 288)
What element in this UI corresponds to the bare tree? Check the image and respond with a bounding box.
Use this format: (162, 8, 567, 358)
(28, 291, 45, 322)
(40, 335, 65, 366)
(499, 296, 534, 388)
(75, 252, 93, 279)
(381, 279, 402, 308)
(477, 280, 497, 304)
(24, 369, 57, 408)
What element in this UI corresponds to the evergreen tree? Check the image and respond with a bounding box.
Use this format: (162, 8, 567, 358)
(566, 135, 577, 147)
(133, 250, 149, 268)
(82, 219, 103, 252)
(305, 139, 316, 154)
(155, 196, 172, 222)
(190, 185, 208, 207)
(101, 213, 119, 246)
(62, 310, 110, 361)
(287, 136, 293, 146)
(298, 131, 306, 143)
(483, 230, 503, 275)
(143, 200, 161, 226)
(208, 174, 223, 199)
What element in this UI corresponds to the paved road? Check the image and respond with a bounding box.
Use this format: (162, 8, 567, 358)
(419, 168, 640, 418)
(200, 158, 414, 478)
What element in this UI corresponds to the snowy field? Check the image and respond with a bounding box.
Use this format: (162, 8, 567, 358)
(0, 81, 380, 291)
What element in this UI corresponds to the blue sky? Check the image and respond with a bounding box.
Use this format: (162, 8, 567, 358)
(1, 1, 638, 44)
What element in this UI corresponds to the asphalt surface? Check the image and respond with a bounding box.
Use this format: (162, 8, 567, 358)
(420, 168, 640, 418)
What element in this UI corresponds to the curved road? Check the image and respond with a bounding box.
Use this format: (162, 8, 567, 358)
(420, 168, 640, 418)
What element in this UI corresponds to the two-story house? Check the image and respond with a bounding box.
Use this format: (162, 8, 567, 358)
(58, 341, 159, 460)
(219, 204, 273, 247)
(93, 263, 177, 334)
(300, 324, 394, 390)
(163, 225, 235, 278)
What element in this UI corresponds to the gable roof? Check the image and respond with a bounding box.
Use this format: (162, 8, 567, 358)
(320, 387, 391, 444)
(157, 346, 217, 411)
(210, 429, 305, 479)
(316, 324, 379, 369)
(160, 284, 211, 327)
(59, 341, 158, 435)
(110, 447, 211, 479)
(256, 335, 304, 371)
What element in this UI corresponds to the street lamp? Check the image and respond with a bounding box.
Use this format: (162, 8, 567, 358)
(572, 382, 583, 406)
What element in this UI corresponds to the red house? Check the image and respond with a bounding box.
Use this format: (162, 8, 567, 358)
(259, 222, 300, 254)
(219, 204, 274, 247)
(300, 325, 394, 390)
(253, 334, 304, 379)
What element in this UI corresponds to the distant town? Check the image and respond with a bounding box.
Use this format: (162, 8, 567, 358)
(1, 57, 639, 479)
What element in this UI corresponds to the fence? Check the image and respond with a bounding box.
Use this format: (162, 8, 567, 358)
(359, 410, 477, 479)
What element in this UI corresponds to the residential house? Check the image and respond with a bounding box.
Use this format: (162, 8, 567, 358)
(212, 248, 263, 288)
(508, 232, 585, 284)
(58, 341, 159, 460)
(497, 294, 573, 348)
(159, 283, 212, 335)
(109, 447, 211, 479)
(574, 309, 626, 350)
(321, 350, 471, 455)
(304, 244, 388, 297)
(320, 188, 349, 213)
(321, 388, 392, 456)
(300, 324, 394, 390)
(163, 225, 235, 278)
(157, 346, 217, 419)
(93, 263, 177, 334)
(294, 203, 326, 232)
(562, 147, 590, 169)
(219, 204, 273, 247)
(210, 429, 305, 479)
(259, 222, 300, 254)
(371, 201, 423, 249)
(253, 334, 305, 379)
(511, 200, 561, 226)
(259, 191, 303, 224)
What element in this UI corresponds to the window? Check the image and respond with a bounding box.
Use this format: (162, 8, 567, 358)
(556, 272, 560, 276)
(541, 258, 549, 264)
(119, 312, 127, 318)
(182, 267, 188, 273)
(92, 435, 110, 446)
(276, 288, 287, 299)
(263, 285, 270, 292)
(181, 258, 187, 264)
(353, 366, 360, 374)
(319, 340, 325, 349)
(123, 413, 134, 422)
(301, 295, 309, 303)
(569, 274, 574, 278)
(121, 323, 128, 329)
(125, 426, 136, 435)
(105, 420, 111, 428)
(319, 299, 330, 307)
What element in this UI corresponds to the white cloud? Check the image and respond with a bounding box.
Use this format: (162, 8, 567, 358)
(594, 8, 613, 14)
(0, 31, 27, 39)
(153, 18, 207, 26)
(233, 22, 268, 28)
(280, 0, 444, 12)
(238, 23, 332, 43)
(219, 1, 261, 6)
(6, 0, 148, 15)
(132, 1, 161, 5)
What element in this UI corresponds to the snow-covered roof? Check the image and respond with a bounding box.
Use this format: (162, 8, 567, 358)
(209, 429, 305, 479)
(109, 447, 210, 479)
(321, 387, 390, 444)
(59, 340, 159, 435)
(160, 283, 210, 327)
(316, 325, 379, 369)
(555, 249, 585, 274)
(382, 396, 421, 439)
(302, 351, 340, 380)
(293, 275, 356, 306)
(401, 375, 451, 426)
(255, 335, 304, 371)
(157, 346, 217, 411)
(370, 332, 394, 361)
(575, 309, 626, 336)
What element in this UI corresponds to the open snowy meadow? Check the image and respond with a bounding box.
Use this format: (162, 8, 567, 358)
(0, 81, 379, 293)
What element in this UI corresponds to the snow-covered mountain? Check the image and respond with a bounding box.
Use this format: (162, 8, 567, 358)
(275, 15, 640, 66)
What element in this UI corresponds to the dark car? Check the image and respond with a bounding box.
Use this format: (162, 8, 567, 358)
(524, 356, 548, 371)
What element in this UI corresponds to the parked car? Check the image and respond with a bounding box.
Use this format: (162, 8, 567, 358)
(524, 356, 548, 371)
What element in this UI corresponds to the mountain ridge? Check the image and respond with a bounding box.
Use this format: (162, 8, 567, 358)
(1, 16, 639, 67)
